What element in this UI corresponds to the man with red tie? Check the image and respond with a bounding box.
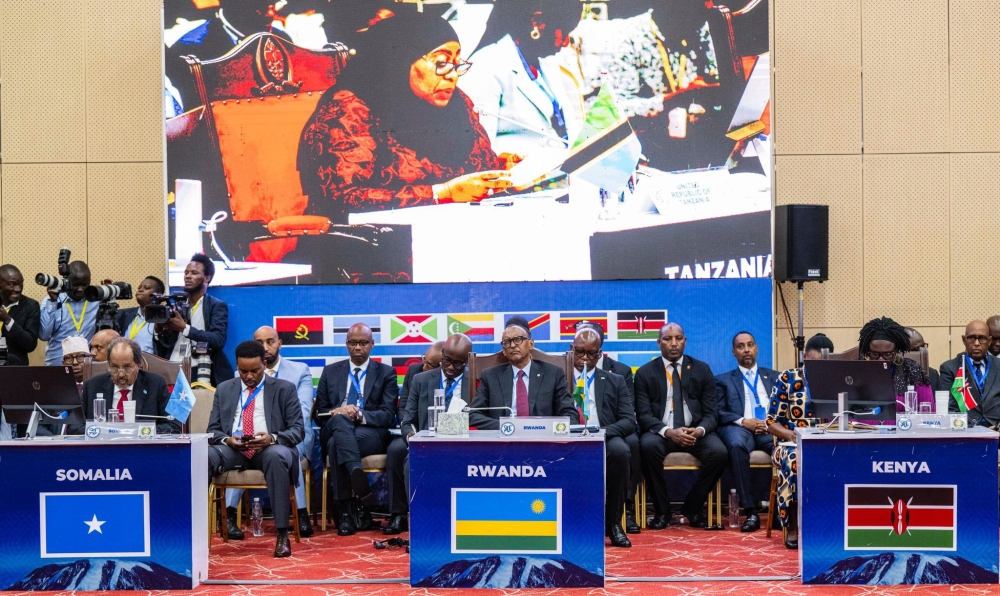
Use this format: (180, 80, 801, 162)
(468, 323, 577, 430)
(77, 338, 178, 435)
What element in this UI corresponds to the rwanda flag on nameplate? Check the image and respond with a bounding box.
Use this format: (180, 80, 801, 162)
(452, 489, 561, 554)
(845, 485, 956, 550)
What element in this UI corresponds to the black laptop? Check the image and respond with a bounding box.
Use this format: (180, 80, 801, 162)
(803, 360, 897, 423)
(0, 365, 86, 426)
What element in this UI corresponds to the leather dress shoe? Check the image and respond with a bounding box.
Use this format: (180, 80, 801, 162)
(355, 503, 375, 531)
(607, 524, 632, 547)
(337, 511, 357, 536)
(647, 513, 670, 530)
(384, 514, 409, 535)
(624, 505, 641, 534)
(688, 513, 708, 529)
(784, 531, 798, 550)
(351, 468, 376, 507)
(297, 508, 314, 538)
(274, 531, 291, 558)
(741, 513, 760, 532)
(226, 515, 244, 541)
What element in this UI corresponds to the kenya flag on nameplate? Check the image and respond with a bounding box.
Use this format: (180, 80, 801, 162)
(845, 485, 956, 551)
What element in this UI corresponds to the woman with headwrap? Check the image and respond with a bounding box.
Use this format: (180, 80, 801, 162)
(857, 316, 932, 411)
(297, 12, 511, 224)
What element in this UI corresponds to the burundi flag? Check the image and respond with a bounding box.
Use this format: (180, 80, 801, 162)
(559, 312, 608, 340)
(616, 311, 665, 340)
(275, 316, 324, 345)
(333, 316, 381, 344)
(40, 491, 150, 557)
(562, 84, 642, 194)
(447, 314, 496, 342)
(452, 489, 561, 554)
(950, 363, 976, 412)
(390, 315, 438, 344)
(165, 369, 195, 423)
(845, 485, 956, 550)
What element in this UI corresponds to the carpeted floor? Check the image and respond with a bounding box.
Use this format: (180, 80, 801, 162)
(6, 520, 1000, 595)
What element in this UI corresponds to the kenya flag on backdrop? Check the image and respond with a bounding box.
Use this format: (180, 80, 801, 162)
(845, 485, 956, 551)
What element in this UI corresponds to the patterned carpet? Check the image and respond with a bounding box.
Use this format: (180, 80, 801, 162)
(6, 520, 1000, 595)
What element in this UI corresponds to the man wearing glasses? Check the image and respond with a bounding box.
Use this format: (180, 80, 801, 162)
(385, 333, 474, 536)
(75, 337, 178, 435)
(313, 323, 398, 536)
(468, 323, 576, 429)
(941, 320, 1000, 428)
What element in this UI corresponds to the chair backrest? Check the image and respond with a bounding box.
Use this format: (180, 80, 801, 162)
(81, 359, 108, 382)
(468, 349, 576, 395)
(821, 346, 930, 376)
(141, 353, 191, 386)
(188, 383, 217, 435)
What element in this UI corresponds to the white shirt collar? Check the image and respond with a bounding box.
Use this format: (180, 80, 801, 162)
(241, 378, 264, 394)
(114, 383, 135, 394)
(662, 356, 682, 368)
(350, 358, 370, 374)
(268, 355, 282, 374)
(4, 300, 18, 309)
(739, 364, 758, 377)
(513, 359, 531, 376)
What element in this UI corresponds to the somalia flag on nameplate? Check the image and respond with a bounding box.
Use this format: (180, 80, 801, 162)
(40, 492, 150, 557)
(452, 489, 561, 554)
(844, 485, 956, 551)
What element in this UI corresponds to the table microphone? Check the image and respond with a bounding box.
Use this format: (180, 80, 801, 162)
(462, 406, 514, 416)
(136, 414, 176, 420)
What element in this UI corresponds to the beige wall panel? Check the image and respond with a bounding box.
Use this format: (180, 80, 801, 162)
(0, 0, 86, 162)
(85, 0, 164, 162)
(863, 155, 949, 325)
(909, 326, 952, 375)
(774, 155, 863, 328)
(774, 327, 859, 371)
(861, 0, 948, 154)
(87, 163, 165, 309)
(1, 164, 87, 305)
(950, 0, 1000, 152)
(950, 326, 970, 361)
(950, 154, 1000, 324)
(773, 0, 861, 154)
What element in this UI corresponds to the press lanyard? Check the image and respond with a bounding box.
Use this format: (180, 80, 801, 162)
(349, 368, 366, 399)
(742, 369, 763, 407)
(236, 383, 264, 435)
(440, 373, 463, 399)
(128, 314, 147, 339)
(966, 355, 990, 395)
(66, 301, 88, 333)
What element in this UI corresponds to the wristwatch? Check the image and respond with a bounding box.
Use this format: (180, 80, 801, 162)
(269, 433, 277, 445)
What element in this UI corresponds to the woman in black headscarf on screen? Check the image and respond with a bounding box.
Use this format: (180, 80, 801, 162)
(297, 11, 511, 224)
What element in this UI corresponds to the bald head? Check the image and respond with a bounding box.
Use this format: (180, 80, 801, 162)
(254, 325, 282, 366)
(90, 328, 120, 362)
(903, 327, 923, 350)
(441, 334, 473, 379)
(346, 323, 374, 365)
(987, 316, 1000, 357)
(963, 320, 991, 360)
(423, 341, 445, 371)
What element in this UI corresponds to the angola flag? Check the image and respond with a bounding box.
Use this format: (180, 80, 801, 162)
(950, 363, 977, 412)
(275, 316, 324, 345)
(845, 485, 956, 550)
(616, 311, 665, 340)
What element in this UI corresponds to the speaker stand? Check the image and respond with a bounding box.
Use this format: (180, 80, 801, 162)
(795, 281, 805, 367)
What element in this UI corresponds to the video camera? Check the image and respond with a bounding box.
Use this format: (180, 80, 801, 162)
(87, 281, 132, 331)
(146, 293, 191, 325)
(34, 247, 72, 293)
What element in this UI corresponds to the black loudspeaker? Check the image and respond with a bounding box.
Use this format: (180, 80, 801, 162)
(774, 204, 829, 282)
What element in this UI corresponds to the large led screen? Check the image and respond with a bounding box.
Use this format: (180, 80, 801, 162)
(164, 0, 770, 286)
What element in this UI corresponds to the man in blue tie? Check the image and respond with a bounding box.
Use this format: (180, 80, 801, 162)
(942, 320, 1000, 428)
(714, 331, 778, 532)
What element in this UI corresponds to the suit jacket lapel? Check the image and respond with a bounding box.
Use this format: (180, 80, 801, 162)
(132, 372, 146, 412)
(527, 361, 542, 414)
(594, 371, 606, 424)
(363, 361, 377, 401)
(730, 369, 745, 414)
(222, 382, 239, 435)
(262, 376, 278, 432)
(982, 355, 999, 402)
(680, 356, 693, 402)
(655, 359, 669, 419)
(334, 362, 349, 405)
(501, 364, 514, 410)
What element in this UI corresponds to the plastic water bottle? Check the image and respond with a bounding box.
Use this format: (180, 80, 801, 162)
(904, 385, 918, 414)
(728, 489, 740, 528)
(251, 498, 263, 537)
(93, 393, 106, 423)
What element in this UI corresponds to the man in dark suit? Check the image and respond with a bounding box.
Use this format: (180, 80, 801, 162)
(207, 340, 304, 558)
(905, 327, 940, 390)
(115, 276, 164, 354)
(154, 254, 234, 386)
(0, 264, 40, 365)
(313, 322, 398, 536)
(75, 338, 180, 435)
(571, 328, 635, 547)
(398, 341, 444, 415)
(384, 334, 473, 535)
(576, 320, 641, 533)
(715, 330, 778, 532)
(637, 323, 726, 529)
(942, 320, 1000, 428)
(469, 323, 577, 429)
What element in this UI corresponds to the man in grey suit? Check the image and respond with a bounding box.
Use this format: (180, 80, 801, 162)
(207, 341, 304, 558)
(225, 326, 315, 540)
(714, 331, 778, 532)
(469, 323, 577, 430)
(385, 334, 473, 535)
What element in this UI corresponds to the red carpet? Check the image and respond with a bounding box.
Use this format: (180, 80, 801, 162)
(6, 521, 1000, 594)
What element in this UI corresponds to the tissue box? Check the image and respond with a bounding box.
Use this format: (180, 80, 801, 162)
(438, 412, 469, 435)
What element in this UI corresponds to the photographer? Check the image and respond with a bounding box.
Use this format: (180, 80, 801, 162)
(0, 264, 40, 365)
(38, 261, 99, 365)
(154, 254, 233, 386)
(115, 276, 164, 354)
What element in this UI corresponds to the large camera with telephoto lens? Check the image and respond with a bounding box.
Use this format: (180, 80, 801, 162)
(145, 293, 191, 325)
(34, 247, 72, 293)
(87, 281, 132, 331)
